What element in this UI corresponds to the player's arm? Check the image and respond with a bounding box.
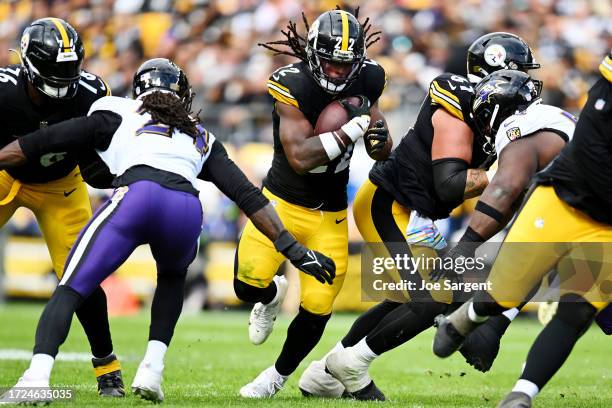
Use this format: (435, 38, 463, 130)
(277, 99, 370, 174)
(199, 142, 336, 283)
(431, 109, 487, 202)
(0, 112, 119, 169)
(462, 131, 566, 242)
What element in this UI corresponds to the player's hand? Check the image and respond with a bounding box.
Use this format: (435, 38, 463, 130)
(340, 95, 370, 120)
(274, 231, 336, 284)
(430, 243, 477, 282)
(364, 120, 389, 156)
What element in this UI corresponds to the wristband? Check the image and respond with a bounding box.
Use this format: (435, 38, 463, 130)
(319, 132, 342, 160)
(341, 115, 371, 142)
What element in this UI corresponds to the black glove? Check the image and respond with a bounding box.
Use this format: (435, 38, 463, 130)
(364, 120, 389, 156)
(274, 230, 336, 284)
(430, 242, 477, 282)
(339, 95, 371, 120)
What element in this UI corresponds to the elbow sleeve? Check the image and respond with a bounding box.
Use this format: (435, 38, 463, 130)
(432, 158, 468, 204)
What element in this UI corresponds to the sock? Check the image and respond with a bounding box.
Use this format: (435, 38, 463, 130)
(519, 300, 595, 390)
(274, 307, 330, 376)
(355, 338, 378, 364)
(341, 300, 401, 347)
(266, 276, 283, 305)
(365, 301, 447, 355)
(323, 341, 344, 359)
(502, 307, 519, 321)
(512, 379, 539, 399)
(468, 302, 489, 323)
(25, 354, 55, 381)
(149, 271, 187, 345)
(75, 286, 113, 358)
(141, 340, 167, 372)
(33, 286, 83, 357)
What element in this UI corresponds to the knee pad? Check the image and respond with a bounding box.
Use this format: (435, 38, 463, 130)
(555, 294, 597, 332)
(233, 278, 274, 303)
(301, 291, 335, 316)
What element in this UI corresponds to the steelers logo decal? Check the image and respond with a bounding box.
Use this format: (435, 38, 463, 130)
(484, 44, 507, 67)
(20, 32, 30, 55)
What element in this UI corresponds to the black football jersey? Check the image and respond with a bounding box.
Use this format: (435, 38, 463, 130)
(263, 59, 386, 211)
(0, 65, 110, 183)
(369, 73, 494, 220)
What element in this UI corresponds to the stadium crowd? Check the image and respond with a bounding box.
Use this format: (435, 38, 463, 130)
(0, 0, 609, 239)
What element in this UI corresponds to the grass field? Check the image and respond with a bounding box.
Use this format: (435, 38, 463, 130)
(0, 303, 609, 407)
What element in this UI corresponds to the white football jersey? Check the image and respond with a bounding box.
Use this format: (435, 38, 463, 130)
(495, 101, 576, 156)
(88, 96, 215, 187)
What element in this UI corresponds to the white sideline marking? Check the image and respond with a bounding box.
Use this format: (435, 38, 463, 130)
(0, 349, 93, 362)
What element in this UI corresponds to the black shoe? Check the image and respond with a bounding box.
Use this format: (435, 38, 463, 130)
(348, 381, 386, 401)
(459, 318, 503, 372)
(92, 354, 125, 397)
(432, 314, 466, 358)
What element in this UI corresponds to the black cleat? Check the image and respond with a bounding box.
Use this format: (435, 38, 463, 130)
(433, 314, 466, 358)
(92, 354, 125, 397)
(459, 318, 503, 372)
(497, 391, 532, 408)
(348, 381, 386, 401)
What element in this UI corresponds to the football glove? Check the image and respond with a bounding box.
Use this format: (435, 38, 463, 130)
(364, 120, 389, 156)
(340, 95, 370, 120)
(274, 230, 336, 284)
(429, 242, 477, 282)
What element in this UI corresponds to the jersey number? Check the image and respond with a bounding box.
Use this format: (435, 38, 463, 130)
(272, 67, 300, 81)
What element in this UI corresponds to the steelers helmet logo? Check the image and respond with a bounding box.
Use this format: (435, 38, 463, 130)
(484, 44, 507, 67)
(20, 32, 30, 56)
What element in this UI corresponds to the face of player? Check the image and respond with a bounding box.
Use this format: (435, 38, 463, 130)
(320, 59, 354, 81)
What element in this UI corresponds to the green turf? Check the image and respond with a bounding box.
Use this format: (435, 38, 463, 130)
(0, 303, 609, 407)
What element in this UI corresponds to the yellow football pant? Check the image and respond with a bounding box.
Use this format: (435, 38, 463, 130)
(0, 167, 92, 278)
(488, 186, 611, 310)
(235, 188, 348, 315)
(352, 179, 452, 303)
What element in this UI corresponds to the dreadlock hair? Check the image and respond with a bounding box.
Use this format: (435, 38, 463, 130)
(140, 91, 199, 138)
(258, 6, 381, 61)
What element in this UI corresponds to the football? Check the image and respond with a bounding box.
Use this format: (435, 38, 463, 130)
(313, 96, 361, 134)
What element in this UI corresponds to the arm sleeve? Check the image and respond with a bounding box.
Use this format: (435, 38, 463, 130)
(18, 111, 121, 161)
(198, 142, 269, 216)
(432, 158, 468, 204)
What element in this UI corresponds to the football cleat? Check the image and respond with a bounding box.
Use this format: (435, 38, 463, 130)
(92, 354, 125, 397)
(239, 366, 287, 398)
(0, 372, 51, 405)
(459, 317, 504, 372)
(497, 391, 532, 408)
(325, 347, 384, 401)
(248, 275, 288, 345)
(299, 359, 345, 398)
(433, 301, 485, 358)
(131, 362, 164, 403)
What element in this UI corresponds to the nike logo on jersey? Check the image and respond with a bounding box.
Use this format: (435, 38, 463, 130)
(63, 188, 77, 197)
(335, 217, 346, 224)
(446, 81, 457, 90)
(503, 119, 516, 127)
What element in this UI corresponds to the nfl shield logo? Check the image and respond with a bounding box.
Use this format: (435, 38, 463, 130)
(506, 127, 521, 141)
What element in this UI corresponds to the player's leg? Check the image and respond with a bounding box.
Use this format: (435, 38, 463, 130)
(30, 169, 123, 396)
(9, 186, 143, 399)
(132, 184, 203, 403)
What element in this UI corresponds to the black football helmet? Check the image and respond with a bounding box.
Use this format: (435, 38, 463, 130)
(471, 70, 541, 151)
(20, 18, 84, 99)
(467, 32, 540, 84)
(305, 10, 366, 94)
(132, 58, 193, 110)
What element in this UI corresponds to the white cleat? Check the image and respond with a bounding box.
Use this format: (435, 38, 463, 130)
(325, 347, 372, 393)
(131, 362, 164, 403)
(299, 359, 345, 398)
(239, 366, 287, 398)
(0, 372, 51, 405)
(248, 275, 288, 345)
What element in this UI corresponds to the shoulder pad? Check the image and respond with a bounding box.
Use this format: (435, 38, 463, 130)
(495, 103, 576, 155)
(88, 96, 138, 116)
(267, 64, 306, 108)
(78, 71, 111, 98)
(429, 73, 474, 121)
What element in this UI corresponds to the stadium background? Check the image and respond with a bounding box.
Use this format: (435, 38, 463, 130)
(0, 0, 610, 314)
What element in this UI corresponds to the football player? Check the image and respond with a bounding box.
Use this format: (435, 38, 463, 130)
(299, 33, 541, 400)
(236, 8, 391, 398)
(0, 18, 123, 396)
(0, 58, 335, 404)
(433, 50, 612, 408)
